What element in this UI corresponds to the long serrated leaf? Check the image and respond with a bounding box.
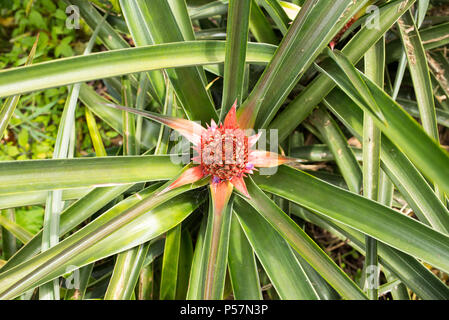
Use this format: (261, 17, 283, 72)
(0, 41, 276, 99)
(1, 209, 17, 260)
(308, 106, 362, 193)
(227, 213, 262, 300)
(0, 188, 93, 210)
(234, 201, 319, 300)
(249, 0, 278, 45)
(175, 229, 194, 300)
(0, 156, 183, 195)
(220, 0, 252, 120)
(104, 242, 150, 300)
(291, 204, 449, 300)
(362, 36, 385, 300)
(244, 177, 368, 300)
(40, 21, 104, 299)
(1, 184, 135, 273)
(186, 215, 208, 299)
(0, 213, 33, 245)
(324, 49, 385, 123)
(270, 0, 416, 142)
(118, 0, 166, 104)
(134, 0, 217, 123)
(256, 0, 290, 35)
(253, 166, 449, 274)
(0, 178, 207, 299)
(397, 10, 439, 142)
(238, 0, 360, 129)
(159, 224, 182, 300)
(320, 52, 449, 197)
(325, 89, 449, 233)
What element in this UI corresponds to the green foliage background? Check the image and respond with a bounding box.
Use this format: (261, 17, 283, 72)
(0, 0, 118, 238)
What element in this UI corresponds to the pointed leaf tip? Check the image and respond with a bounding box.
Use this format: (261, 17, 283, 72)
(162, 165, 205, 193)
(231, 177, 250, 198)
(249, 151, 297, 168)
(224, 99, 238, 129)
(104, 103, 206, 145)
